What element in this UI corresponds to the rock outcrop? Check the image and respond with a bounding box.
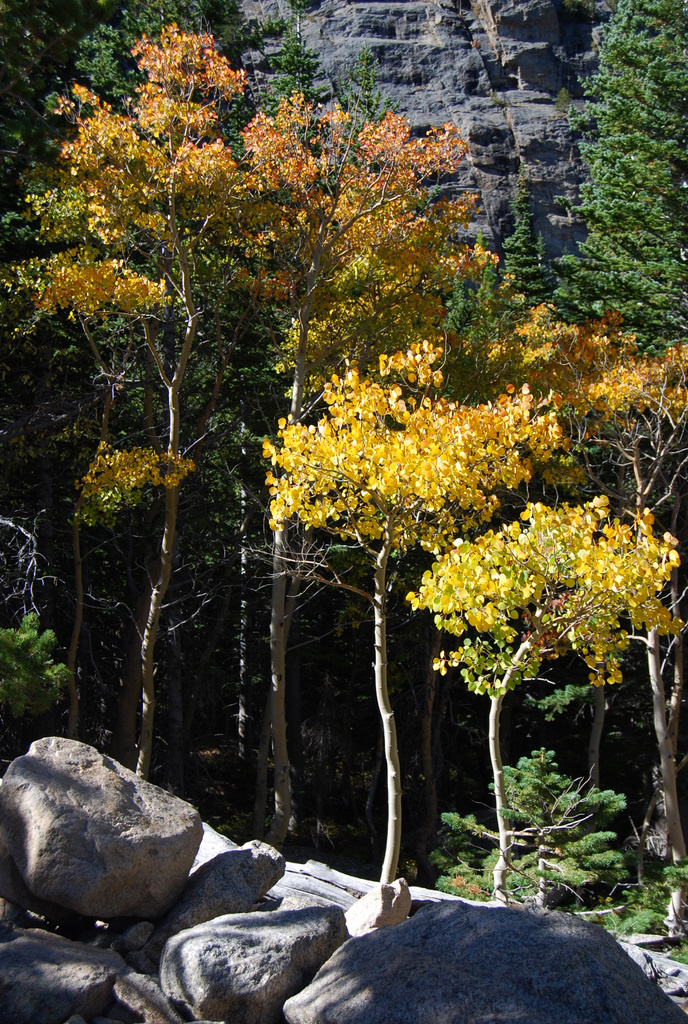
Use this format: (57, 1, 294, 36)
(0, 736, 202, 919)
(0, 928, 125, 1024)
(283, 900, 687, 1024)
(0, 738, 684, 1024)
(140, 840, 285, 964)
(239, 0, 613, 259)
(160, 904, 348, 1023)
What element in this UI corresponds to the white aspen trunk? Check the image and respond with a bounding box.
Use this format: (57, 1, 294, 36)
(266, 549, 305, 846)
(668, 567, 684, 758)
(266, 528, 291, 846)
(136, 231, 197, 777)
(536, 846, 549, 908)
(374, 517, 402, 884)
(648, 626, 687, 935)
(266, 253, 320, 844)
(489, 692, 511, 901)
(487, 613, 546, 901)
(136, 479, 179, 779)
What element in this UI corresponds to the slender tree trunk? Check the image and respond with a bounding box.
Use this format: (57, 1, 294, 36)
(266, 529, 291, 846)
(668, 566, 684, 757)
(266, 251, 321, 842)
(110, 578, 152, 769)
(415, 627, 443, 886)
(165, 543, 185, 795)
(536, 845, 549, 908)
(135, 237, 197, 776)
(253, 689, 272, 839)
(488, 615, 545, 900)
(489, 692, 512, 901)
(648, 626, 687, 935)
(136, 480, 179, 779)
(266, 548, 303, 846)
(366, 730, 383, 863)
(374, 517, 402, 884)
(588, 684, 606, 787)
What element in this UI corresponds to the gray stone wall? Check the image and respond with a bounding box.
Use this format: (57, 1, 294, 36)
(239, 0, 613, 259)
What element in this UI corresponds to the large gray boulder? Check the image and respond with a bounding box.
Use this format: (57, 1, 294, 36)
(0, 926, 125, 1024)
(283, 902, 687, 1024)
(142, 840, 285, 962)
(0, 737, 202, 919)
(160, 903, 348, 1023)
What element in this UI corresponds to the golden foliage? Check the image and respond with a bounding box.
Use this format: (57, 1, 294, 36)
(78, 443, 195, 525)
(243, 93, 485, 383)
(408, 496, 682, 694)
(264, 345, 563, 553)
(516, 305, 688, 422)
(25, 25, 247, 319)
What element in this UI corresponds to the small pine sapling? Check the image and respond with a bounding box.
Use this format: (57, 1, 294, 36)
(437, 749, 627, 908)
(0, 614, 68, 716)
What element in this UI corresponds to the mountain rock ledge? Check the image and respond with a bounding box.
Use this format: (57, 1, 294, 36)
(240, 0, 614, 259)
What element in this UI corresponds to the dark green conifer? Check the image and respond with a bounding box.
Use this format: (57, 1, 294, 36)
(502, 168, 553, 306)
(0, 0, 114, 148)
(337, 46, 395, 125)
(556, 0, 688, 347)
(0, 614, 68, 716)
(436, 749, 627, 905)
(268, 0, 326, 107)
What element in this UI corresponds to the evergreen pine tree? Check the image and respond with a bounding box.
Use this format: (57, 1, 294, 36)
(0, 0, 114, 152)
(556, 0, 688, 348)
(268, 0, 326, 107)
(502, 168, 553, 305)
(337, 46, 395, 126)
(501, 749, 627, 904)
(436, 749, 627, 906)
(0, 614, 68, 716)
(73, 1, 239, 105)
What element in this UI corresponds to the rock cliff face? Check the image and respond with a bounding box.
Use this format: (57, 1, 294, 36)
(240, 0, 613, 260)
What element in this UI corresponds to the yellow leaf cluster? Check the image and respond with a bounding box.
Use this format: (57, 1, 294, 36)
(264, 350, 563, 552)
(242, 93, 483, 379)
(36, 252, 165, 315)
(24, 25, 247, 321)
(516, 305, 688, 423)
(78, 443, 196, 526)
(408, 497, 682, 694)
